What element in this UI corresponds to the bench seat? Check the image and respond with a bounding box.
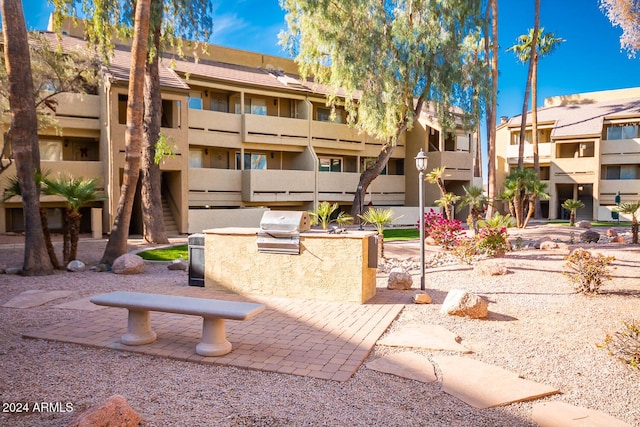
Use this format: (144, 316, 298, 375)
(90, 291, 265, 356)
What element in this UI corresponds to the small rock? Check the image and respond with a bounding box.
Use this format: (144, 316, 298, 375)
(66, 260, 86, 272)
(534, 237, 552, 249)
(5, 267, 21, 275)
(576, 220, 592, 229)
(440, 289, 488, 319)
(609, 235, 626, 244)
(539, 241, 559, 250)
(94, 263, 112, 272)
(69, 395, 141, 427)
(168, 259, 188, 271)
(605, 228, 618, 237)
(474, 262, 509, 276)
(413, 293, 432, 304)
(580, 230, 600, 244)
(388, 267, 413, 290)
(112, 254, 145, 275)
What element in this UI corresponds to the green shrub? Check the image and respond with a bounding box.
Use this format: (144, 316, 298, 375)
(563, 248, 615, 294)
(450, 237, 479, 265)
(477, 226, 511, 257)
(597, 319, 640, 370)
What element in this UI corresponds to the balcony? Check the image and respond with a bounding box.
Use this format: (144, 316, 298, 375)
(551, 158, 597, 183)
(311, 121, 365, 150)
(189, 110, 242, 148)
(506, 143, 552, 164)
(601, 138, 640, 164)
(41, 160, 104, 186)
(243, 114, 309, 146)
(426, 151, 473, 181)
(318, 172, 361, 202)
(188, 168, 242, 207)
(599, 179, 640, 203)
(242, 169, 314, 203)
(50, 93, 101, 130)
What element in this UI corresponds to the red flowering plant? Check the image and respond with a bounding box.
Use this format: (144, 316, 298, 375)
(476, 226, 510, 257)
(417, 210, 464, 250)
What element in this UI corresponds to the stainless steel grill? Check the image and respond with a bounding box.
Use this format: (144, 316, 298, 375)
(257, 211, 311, 255)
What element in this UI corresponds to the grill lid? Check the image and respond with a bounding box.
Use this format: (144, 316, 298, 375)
(257, 211, 311, 255)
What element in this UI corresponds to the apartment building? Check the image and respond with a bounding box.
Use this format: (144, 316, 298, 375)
(496, 87, 640, 221)
(0, 24, 479, 235)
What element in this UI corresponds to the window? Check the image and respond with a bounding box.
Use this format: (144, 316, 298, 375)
(39, 140, 63, 161)
(236, 152, 267, 170)
(606, 124, 638, 140)
(316, 107, 344, 123)
(234, 98, 267, 115)
(319, 157, 342, 172)
(604, 165, 639, 180)
(189, 150, 203, 168)
(361, 157, 386, 175)
(188, 96, 203, 110)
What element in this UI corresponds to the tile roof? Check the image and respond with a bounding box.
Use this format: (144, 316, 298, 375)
(507, 96, 640, 138)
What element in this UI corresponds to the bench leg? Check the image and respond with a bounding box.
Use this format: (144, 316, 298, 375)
(121, 309, 157, 346)
(196, 317, 232, 356)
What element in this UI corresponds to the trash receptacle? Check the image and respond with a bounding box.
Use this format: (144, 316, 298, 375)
(188, 233, 205, 287)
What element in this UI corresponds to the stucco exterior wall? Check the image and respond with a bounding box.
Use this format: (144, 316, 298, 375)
(204, 228, 377, 303)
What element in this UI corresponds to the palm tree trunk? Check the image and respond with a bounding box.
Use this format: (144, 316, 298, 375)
(68, 211, 81, 262)
(569, 210, 576, 227)
(62, 208, 72, 264)
(484, 0, 498, 219)
(101, 0, 151, 265)
(39, 207, 60, 269)
(523, 196, 536, 228)
(632, 218, 638, 244)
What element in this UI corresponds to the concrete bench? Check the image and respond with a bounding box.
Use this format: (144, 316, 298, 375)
(90, 291, 265, 357)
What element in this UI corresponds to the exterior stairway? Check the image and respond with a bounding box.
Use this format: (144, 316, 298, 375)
(162, 195, 179, 236)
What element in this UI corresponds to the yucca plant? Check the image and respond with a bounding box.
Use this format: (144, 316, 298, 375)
(434, 192, 461, 221)
(562, 199, 585, 227)
(358, 207, 400, 258)
(44, 174, 102, 264)
(478, 212, 516, 229)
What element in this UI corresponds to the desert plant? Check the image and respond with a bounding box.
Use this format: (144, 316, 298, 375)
(434, 192, 461, 221)
(478, 212, 516, 229)
(477, 226, 511, 257)
(614, 201, 640, 244)
(309, 201, 339, 230)
(459, 185, 486, 235)
(335, 211, 354, 227)
(419, 211, 464, 250)
(450, 236, 479, 264)
(562, 199, 585, 227)
(359, 207, 400, 258)
(563, 248, 615, 294)
(597, 319, 640, 370)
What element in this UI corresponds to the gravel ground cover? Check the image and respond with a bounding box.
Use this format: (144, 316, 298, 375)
(0, 224, 639, 426)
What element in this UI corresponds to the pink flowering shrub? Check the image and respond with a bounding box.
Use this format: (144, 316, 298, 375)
(417, 210, 464, 250)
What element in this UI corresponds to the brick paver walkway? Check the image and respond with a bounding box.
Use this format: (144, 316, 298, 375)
(24, 286, 408, 382)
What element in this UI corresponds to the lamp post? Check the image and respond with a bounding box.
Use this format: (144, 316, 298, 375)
(415, 149, 428, 291)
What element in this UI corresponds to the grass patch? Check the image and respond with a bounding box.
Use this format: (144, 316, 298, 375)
(383, 228, 419, 241)
(137, 244, 188, 261)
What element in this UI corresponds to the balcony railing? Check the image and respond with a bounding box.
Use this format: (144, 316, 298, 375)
(426, 151, 473, 181)
(601, 139, 640, 163)
(505, 143, 552, 164)
(41, 160, 104, 186)
(243, 114, 309, 146)
(52, 93, 100, 119)
(188, 168, 242, 207)
(317, 172, 405, 203)
(242, 169, 314, 202)
(311, 121, 365, 150)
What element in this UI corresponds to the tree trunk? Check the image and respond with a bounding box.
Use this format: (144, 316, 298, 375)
(522, 195, 536, 228)
(532, 2, 542, 219)
(350, 144, 396, 219)
(1, 0, 53, 275)
(62, 208, 71, 264)
(632, 218, 638, 244)
(40, 207, 60, 269)
(68, 210, 81, 262)
(517, 0, 540, 170)
(569, 210, 576, 227)
(101, 0, 151, 265)
(141, 9, 169, 244)
(484, 0, 498, 219)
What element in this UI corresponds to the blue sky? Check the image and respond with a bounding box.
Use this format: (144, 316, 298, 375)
(22, 0, 640, 123)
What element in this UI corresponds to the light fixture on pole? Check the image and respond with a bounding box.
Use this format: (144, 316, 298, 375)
(415, 148, 428, 291)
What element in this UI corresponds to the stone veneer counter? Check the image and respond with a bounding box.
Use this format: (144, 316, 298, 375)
(204, 228, 378, 303)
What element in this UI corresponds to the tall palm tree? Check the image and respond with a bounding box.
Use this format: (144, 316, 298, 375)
(3, 171, 60, 269)
(615, 201, 640, 244)
(459, 185, 486, 234)
(45, 174, 102, 264)
(484, 0, 498, 219)
(508, 26, 564, 211)
(562, 199, 585, 227)
(425, 166, 458, 219)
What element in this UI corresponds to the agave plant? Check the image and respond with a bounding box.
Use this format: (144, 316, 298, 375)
(308, 201, 339, 230)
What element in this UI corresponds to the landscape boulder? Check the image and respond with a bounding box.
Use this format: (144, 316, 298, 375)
(576, 220, 592, 229)
(388, 267, 413, 290)
(413, 293, 433, 304)
(168, 259, 188, 271)
(534, 237, 552, 249)
(440, 289, 488, 319)
(609, 235, 626, 244)
(69, 395, 141, 427)
(605, 228, 618, 237)
(112, 254, 145, 275)
(473, 262, 509, 276)
(580, 230, 600, 244)
(66, 260, 86, 272)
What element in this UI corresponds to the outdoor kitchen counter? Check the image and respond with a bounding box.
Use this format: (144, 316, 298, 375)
(203, 227, 379, 304)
